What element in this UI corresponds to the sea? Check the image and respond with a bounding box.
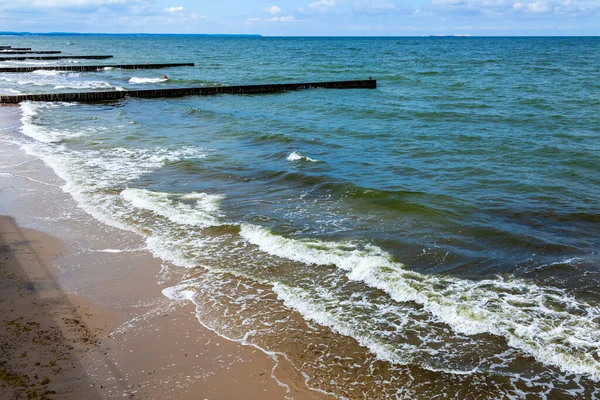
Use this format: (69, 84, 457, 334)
(1, 35, 599, 399)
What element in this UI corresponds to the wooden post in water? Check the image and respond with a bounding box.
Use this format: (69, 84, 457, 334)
(0, 63, 195, 73)
(0, 55, 113, 61)
(0, 51, 62, 55)
(0, 79, 377, 104)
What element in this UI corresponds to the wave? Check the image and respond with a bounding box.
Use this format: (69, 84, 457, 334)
(250, 168, 454, 216)
(20, 102, 85, 143)
(54, 80, 116, 90)
(239, 224, 600, 381)
(121, 188, 223, 228)
(128, 77, 167, 84)
(3, 60, 59, 66)
(32, 70, 81, 77)
(287, 151, 318, 163)
(1, 72, 117, 90)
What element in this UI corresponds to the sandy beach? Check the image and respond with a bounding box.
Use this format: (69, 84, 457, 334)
(0, 214, 108, 399)
(0, 105, 325, 399)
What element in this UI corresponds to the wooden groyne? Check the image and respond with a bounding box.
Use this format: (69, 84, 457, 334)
(0, 46, 11, 50)
(0, 79, 376, 104)
(0, 55, 113, 61)
(1, 51, 62, 55)
(5, 48, 31, 51)
(0, 63, 195, 73)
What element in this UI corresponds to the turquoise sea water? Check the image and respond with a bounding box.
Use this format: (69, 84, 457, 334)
(1, 35, 600, 398)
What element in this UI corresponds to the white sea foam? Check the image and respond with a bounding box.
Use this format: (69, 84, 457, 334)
(272, 282, 518, 380)
(1, 70, 116, 90)
(93, 247, 146, 253)
(121, 188, 223, 228)
(4, 61, 59, 66)
(287, 151, 318, 163)
(129, 77, 166, 84)
(20, 102, 85, 143)
(13, 141, 210, 244)
(240, 224, 600, 380)
(162, 286, 195, 301)
(273, 282, 416, 366)
(32, 70, 69, 77)
(54, 80, 116, 90)
(17, 101, 210, 233)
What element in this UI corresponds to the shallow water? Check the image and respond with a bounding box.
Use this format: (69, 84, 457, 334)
(2, 35, 600, 398)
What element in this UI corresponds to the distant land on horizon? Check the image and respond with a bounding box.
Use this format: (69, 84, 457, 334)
(0, 32, 263, 37)
(1, 32, 599, 38)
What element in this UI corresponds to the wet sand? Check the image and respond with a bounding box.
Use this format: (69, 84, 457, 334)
(0, 214, 108, 399)
(0, 105, 326, 399)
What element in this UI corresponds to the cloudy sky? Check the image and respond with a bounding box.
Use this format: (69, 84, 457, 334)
(0, 0, 598, 36)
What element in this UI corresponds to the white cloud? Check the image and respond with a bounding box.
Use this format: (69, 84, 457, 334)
(526, 0, 551, 12)
(431, 0, 470, 8)
(299, 0, 414, 16)
(309, 0, 338, 10)
(266, 5, 282, 14)
(15, 0, 127, 6)
(269, 15, 295, 21)
(165, 6, 183, 13)
(430, 0, 582, 13)
(353, 0, 396, 13)
(247, 15, 296, 22)
(185, 12, 206, 21)
(513, 0, 552, 12)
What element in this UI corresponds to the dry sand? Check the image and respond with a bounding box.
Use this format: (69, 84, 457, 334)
(0, 105, 326, 399)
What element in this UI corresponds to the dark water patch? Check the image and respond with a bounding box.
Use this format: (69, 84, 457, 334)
(517, 97, 554, 110)
(251, 131, 294, 145)
(437, 101, 492, 110)
(487, 207, 600, 226)
(520, 257, 600, 301)
(415, 70, 445, 76)
(409, 109, 473, 122)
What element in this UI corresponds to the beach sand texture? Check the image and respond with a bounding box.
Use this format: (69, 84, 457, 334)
(0, 215, 105, 399)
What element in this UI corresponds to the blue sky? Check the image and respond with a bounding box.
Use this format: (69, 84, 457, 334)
(0, 0, 598, 36)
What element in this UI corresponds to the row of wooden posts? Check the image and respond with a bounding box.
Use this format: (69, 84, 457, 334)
(0, 43, 376, 104)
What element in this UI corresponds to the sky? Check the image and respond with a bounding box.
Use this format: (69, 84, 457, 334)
(0, 0, 599, 36)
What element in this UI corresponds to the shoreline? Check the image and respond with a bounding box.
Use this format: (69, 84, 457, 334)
(0, 105, 325, 399)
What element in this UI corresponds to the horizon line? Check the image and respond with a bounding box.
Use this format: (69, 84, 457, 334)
(1, 31, 600, 38)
